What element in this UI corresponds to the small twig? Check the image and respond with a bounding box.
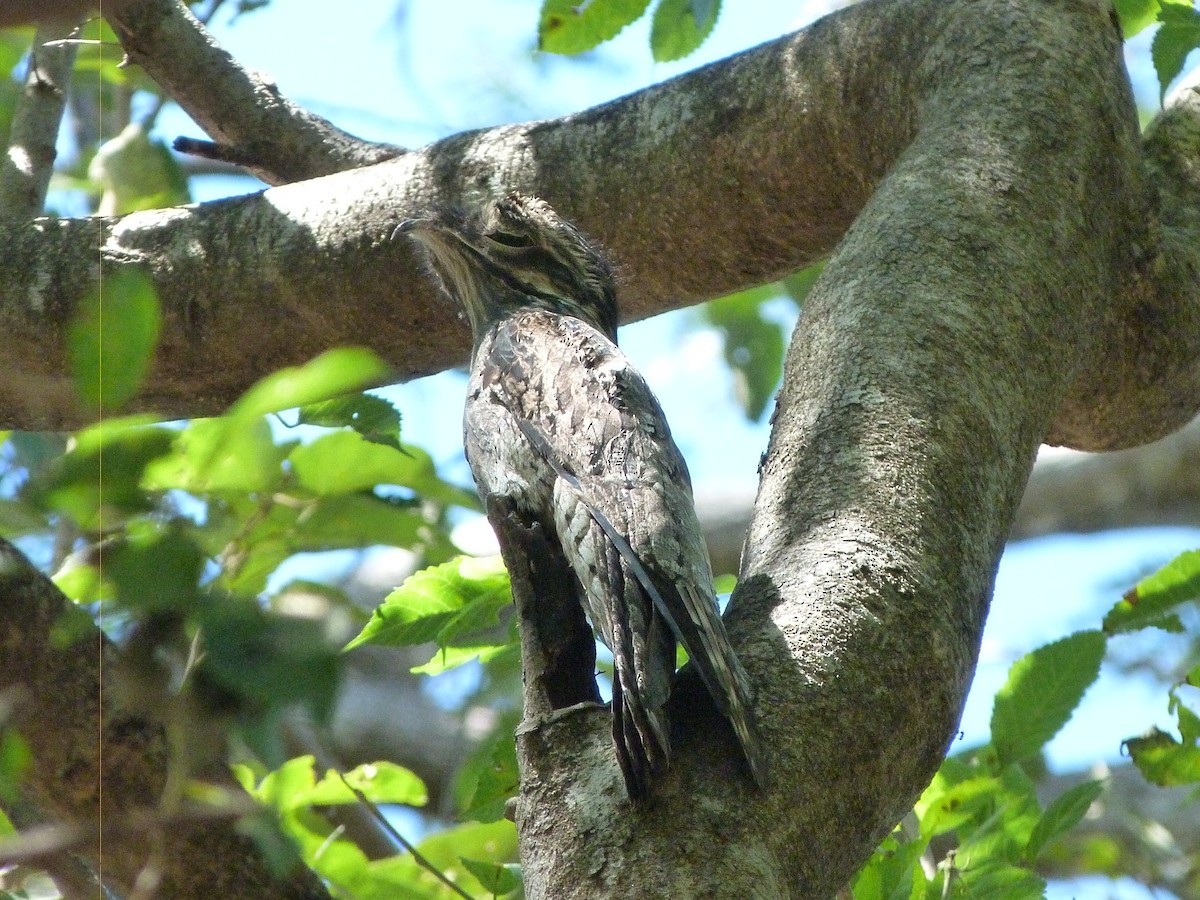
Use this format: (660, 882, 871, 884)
(336, 773, 473, 900)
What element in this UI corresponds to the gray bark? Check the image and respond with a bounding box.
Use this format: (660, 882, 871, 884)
(1, 0, 1198, 897)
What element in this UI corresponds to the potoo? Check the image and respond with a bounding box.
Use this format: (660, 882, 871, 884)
(399, 194, 767, 799)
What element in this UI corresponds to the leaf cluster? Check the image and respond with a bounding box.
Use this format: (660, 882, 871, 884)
(852, 551, 1200, 899)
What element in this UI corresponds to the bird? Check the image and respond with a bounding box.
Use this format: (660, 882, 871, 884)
(397, 193, 767, 799)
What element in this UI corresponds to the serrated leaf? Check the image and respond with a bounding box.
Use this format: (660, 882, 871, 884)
(1024, 779, 1104, 862)
(1114, 0, 1162, 37)
(68, 265, 161, 413)
(346, 555, 511, 651)
(1104, 549, 1200, 634)
(650, 0, 720, 62)
(991, 630, 1105, 766)
(297, 394, 402, 450)
(1152, 1, 1200, 102)
(1124, 727, 1200, 785)
(539, 0, 652, 55)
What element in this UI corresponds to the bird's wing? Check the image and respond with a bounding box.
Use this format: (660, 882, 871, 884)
(478, 312, 767, 791)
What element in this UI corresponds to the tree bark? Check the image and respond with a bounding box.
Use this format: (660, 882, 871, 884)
(0, 540, 332, 899)
(2, 0, 1199, 897)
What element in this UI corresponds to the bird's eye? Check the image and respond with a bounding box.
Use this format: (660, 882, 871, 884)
(489, 230, 535, 248)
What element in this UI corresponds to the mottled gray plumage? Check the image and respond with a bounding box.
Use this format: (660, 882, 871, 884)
(399, 194, 767, 798)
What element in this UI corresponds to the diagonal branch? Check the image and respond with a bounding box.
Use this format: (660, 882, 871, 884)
(105, 0, 403, 185)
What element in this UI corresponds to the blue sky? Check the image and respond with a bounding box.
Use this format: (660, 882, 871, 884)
(159, 3, 1198, 897)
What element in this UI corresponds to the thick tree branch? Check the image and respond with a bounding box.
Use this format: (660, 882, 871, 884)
(0, 1, 1196, 449)
(104, 0, 402, 185)
(513, 0, 1177, 894)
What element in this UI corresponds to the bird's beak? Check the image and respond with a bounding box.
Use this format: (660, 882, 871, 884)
(392, 217, 426, 240)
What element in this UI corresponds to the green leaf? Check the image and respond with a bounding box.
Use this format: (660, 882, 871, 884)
(650, 0, 720, 62)
(1104, 548, 1200, 634)
(1125, 727, 1200, 785)
(539, 0, 652, 54)
(460, 732, 520, 823)
(198, 603, 341, 726)
(953, 865, 1045, 899)
(35, 417, 174, 530)
(702, 285, 785, 421)
(990, 630, 1106, 766)
(460, 857, 521, 895)
(231, 348, 390, 420)
(297, 393, 402, 450)
(0, 731, 31, 805)
(143, 416, 288, 494)
(105, 526, 206, 612)
(296, 494, 428, 549)
(1114, 0, 1163, 37)
(68, 265, 161, 413)
(346, 556, 511, 651)
(333, 761, 428, 807)
(1023, 779, 1105, 862)
(1152, 0, 1200, 102)
(850, 830, 926, 900)
(411, 641, 517, 675)
(290, 432, 478, 509)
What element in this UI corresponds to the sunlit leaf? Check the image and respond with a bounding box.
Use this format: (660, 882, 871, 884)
(1114, 0, 1162, 37)
(991, 631, 1106, 766)
(1104, 548, 1200, 634)
(231, 348, 390, 421)
(650, 0, 720, 61)
(346, 555, 511, 651)
(1152, 0, 1200, 102)
(539, 0, 651, 54)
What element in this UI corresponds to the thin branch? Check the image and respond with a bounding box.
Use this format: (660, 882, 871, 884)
(336, 774, 473, 900)
(0, 20, 80, 218)
(105, 0, 405, 185)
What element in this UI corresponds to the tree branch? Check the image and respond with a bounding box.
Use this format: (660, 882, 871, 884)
(105, 0, 403, 185)
(513, 0, 1177, 894)
(0, 21, 79, 218)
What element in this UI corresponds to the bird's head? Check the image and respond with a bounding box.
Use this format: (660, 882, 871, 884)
(397, 193, 618, 342)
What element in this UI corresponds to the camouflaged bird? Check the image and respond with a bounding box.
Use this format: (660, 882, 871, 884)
(398, 194, 767, 799)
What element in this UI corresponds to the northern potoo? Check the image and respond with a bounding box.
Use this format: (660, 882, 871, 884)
(398, 194, 767, 798)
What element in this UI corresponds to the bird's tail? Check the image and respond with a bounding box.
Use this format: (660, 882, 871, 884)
(671, 583, 770, 790)
(609, 558, 675, 799)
